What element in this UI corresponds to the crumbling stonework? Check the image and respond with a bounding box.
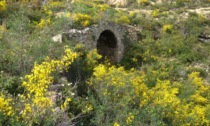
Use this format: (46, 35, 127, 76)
(105, 0, 128, 7)
(63, 21, 140, 63)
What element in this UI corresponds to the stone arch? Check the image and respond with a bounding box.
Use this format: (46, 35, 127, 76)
(97, 30, 117, 63)
(64, 21, 139, 63)
(95, 21, 126, 63)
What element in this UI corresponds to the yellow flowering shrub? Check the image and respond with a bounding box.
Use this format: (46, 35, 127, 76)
(22, 103, 32, 118)
(151, 9, 160, 18)
(22, 47, 77, 96)
(146, 80, 180, 109)
(86, 49, 102, 69)
(1, 1, 210, 124)
(69, 0, 112, 27)
(0, 0, 6, 12)
(190, 93, 208, 104)
(113, 122, 120, 126)
(65, 12, 71, 18)
(97, 4, 109, 12)
(72, 13, 93, 27)
(61, 98, 72, 110)
(0, 46, 78, 125)
(89, 64, 146, 125)
(115, 15, 130, 24)
(170, 72, 210, 125)
(126, 112, 134, 125)
(35, 1, 64, 29)
(19, 46, 77, 123)
(36, 18, 51, 29)
(89, 63, 210, 125)
(114, 10, 130, 24)
(187, 72, 209, 106)
(163, 24, 173, 33)
(92, 64, 107, 78)
(142, 49, 159, 62)
(0, 95, 13, 116)
(72, 0, 109, 12)
(82, 103, 94, 114)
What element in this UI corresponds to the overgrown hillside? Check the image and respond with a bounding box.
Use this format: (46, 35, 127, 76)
(1, 0, 210, 125)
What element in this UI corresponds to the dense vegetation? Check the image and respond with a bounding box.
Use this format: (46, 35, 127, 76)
(1, 0, 210, 125)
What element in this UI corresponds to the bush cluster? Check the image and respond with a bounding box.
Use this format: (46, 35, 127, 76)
(1, 0, 210, 125)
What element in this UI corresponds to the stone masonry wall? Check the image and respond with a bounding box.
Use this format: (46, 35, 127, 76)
(63, 21, 139, 63)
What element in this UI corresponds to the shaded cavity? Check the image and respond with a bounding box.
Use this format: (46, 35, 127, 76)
(97, 30, 117, 63)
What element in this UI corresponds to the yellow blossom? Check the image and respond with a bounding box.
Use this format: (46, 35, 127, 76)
(66, 12, 71, 18)
(0, 95, 14, 116)
(191, 94, 208, 104)
(82, 103, 93, 113)
(81, 20, 90, 27)
(163, 24, 173, 33)
(72, 13, 93, 27)
(61, 98, 72, 110)
(21, 46, 77, 119)
(93, 64, 107, 78)
(151, 9, 159, 18)
(0, 0, 7, 12)
(113, 122, 120, 126)
(126, 112, 134, 125)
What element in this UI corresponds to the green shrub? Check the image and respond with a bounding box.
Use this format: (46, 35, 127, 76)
(176, 0, 185, 7)
(0, 72, 22, 95)
(120, 42, 144, 69)
(86, 64, 210, 126)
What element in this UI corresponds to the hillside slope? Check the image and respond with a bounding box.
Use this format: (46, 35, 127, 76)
(0, 0, 210, 125)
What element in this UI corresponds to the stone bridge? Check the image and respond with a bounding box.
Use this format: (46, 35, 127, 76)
(63, 21, 140, 63)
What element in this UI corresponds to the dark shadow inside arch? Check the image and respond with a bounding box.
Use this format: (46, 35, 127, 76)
(97, 30, 117, 63)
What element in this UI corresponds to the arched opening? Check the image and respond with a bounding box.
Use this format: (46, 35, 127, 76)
(97, 30, 117, 63)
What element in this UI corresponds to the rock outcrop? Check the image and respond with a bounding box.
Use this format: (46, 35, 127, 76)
(105, 0, 128, 7)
